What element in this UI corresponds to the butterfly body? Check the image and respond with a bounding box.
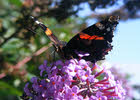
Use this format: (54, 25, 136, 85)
(31, 16, 119, 63)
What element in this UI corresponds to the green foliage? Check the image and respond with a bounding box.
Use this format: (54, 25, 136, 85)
(0, 81, 22, 96)
(8, 0, 22, 7)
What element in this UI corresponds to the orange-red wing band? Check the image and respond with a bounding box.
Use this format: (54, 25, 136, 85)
(45, 28, 53, 36)
(79, 33, 91, 39)
(79, 33, 104, 40)
(89, 35, 104, 40)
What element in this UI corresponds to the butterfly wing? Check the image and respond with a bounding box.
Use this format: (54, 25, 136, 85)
(62, 16, 119, 63)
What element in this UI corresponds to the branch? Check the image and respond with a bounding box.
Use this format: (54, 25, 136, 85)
(0, 73, 6, 79)
(13, 43, 52, 69)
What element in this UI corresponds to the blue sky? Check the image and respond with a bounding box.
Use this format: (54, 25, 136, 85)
(107, 19, 140, 64)
(107, 19, 140, 85)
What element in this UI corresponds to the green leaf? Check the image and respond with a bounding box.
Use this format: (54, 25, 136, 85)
(0, 81, 22, 96)
(26, 73, 36, 80)
(8, 0, 22, 7)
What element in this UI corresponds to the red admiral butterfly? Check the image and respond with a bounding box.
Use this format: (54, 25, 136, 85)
(31, 16, 119, 63)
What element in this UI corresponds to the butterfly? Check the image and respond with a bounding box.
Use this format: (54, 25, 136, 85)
(30, 16, 119, 63)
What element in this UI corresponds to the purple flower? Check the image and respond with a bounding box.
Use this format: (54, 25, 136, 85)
(22, 58, 126, 100)
(24, 83, 32, 96)
(63, 85, 80, 99)
(89, 91, 107, 100)
(78, 53, 90, 58)
(110, 67, 133, 99)
(39, 60, 48, 76)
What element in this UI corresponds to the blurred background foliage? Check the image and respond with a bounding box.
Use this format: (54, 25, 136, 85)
(0, 0, 140, 99)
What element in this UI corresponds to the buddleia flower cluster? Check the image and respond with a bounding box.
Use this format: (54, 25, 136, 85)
(21, 58, 126, 100)
(110, 67, 133, 99)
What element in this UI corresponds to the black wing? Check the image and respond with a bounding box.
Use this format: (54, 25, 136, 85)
(62, 16, 119, 63)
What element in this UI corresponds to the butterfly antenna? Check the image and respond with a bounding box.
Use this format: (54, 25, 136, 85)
(26, 27, 37, 36)
(30, 16, 62, 44)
